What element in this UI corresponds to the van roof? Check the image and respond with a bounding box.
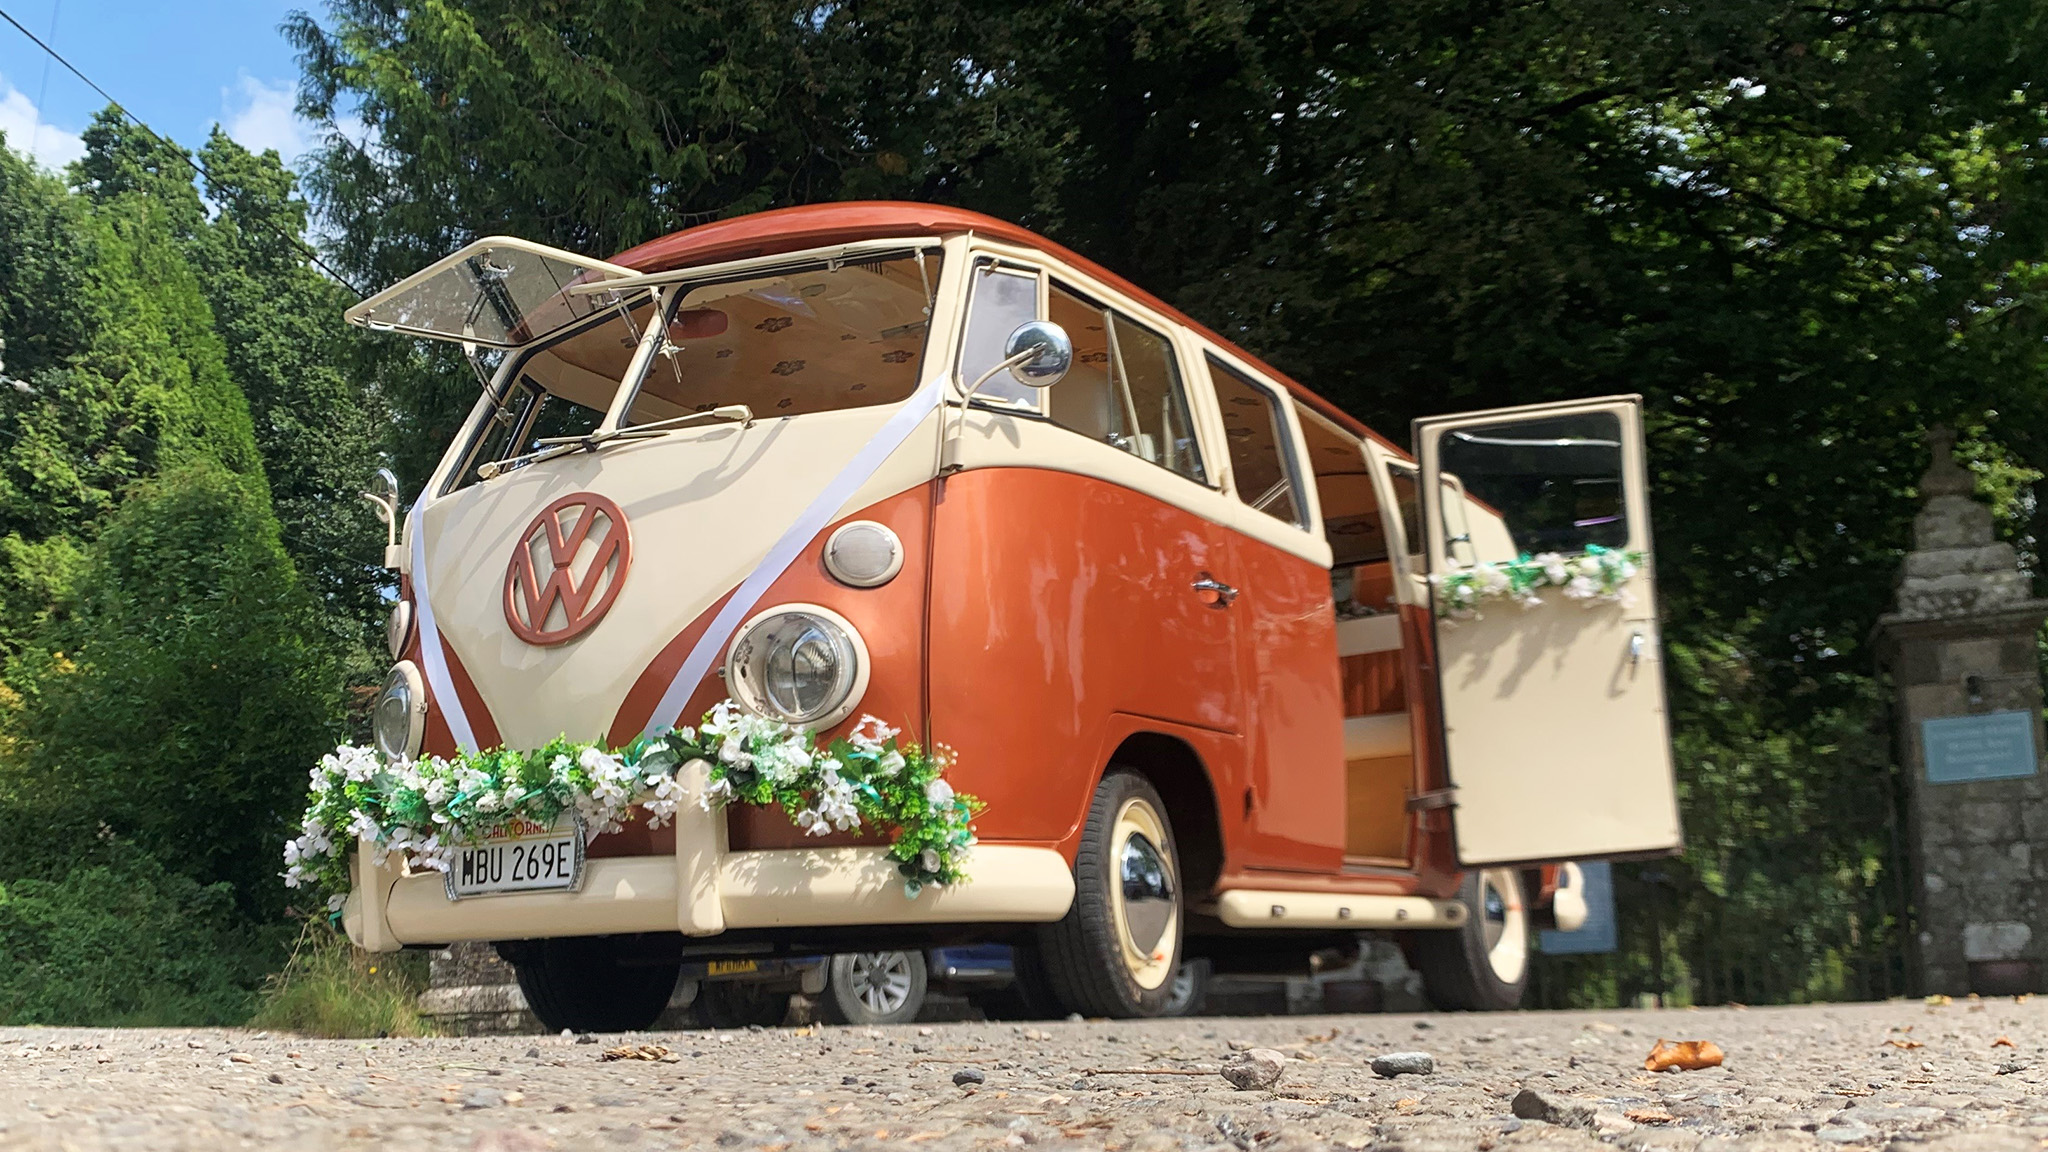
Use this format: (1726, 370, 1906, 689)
(607, 202, 1404, 457)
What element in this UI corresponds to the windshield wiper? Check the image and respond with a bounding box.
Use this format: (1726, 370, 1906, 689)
(478, 404, 753, 480)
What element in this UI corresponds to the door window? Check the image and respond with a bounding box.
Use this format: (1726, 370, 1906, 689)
(1044, 282, 1207, 483)
(1434, 411, 1627, 563)
(958, 261, 1041, 408)
(1207, 356, 1306, 528)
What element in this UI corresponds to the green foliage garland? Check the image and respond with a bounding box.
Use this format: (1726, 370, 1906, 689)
(1433, 546, 1644, 618)
(285, 702, 980, 905)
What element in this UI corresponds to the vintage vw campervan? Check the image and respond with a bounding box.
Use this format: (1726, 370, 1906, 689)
(332, 203, 1680, 1028)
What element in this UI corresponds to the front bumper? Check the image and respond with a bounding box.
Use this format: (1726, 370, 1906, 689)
(341, 763, 1074, 952)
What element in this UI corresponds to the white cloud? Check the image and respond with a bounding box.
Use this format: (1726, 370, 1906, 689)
(219, 72, 311, 161)
(0, 73, 86, 170)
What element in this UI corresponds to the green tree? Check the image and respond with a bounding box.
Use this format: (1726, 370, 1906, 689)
(189, 129, 388, 650)
(1, 463, 341, 915)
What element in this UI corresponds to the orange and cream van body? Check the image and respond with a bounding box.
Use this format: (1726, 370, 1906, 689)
(343, 203, 1680, 1023)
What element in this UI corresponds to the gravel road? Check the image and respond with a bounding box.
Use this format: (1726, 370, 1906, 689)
(3, 999, 2045, 1150)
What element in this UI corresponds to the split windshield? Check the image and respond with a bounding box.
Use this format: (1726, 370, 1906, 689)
(448, 248, 941, 489)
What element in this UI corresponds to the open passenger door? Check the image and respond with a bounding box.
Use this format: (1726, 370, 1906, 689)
(1415, 396, 1681, 866)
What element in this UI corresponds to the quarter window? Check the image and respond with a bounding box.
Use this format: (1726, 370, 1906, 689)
(958, 261, 1040, 407)
(1208, 357, 1306, 528)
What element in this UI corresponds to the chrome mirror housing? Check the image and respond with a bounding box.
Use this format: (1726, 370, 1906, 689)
(362, 467, 403, 569)
(1004, 320, 1072, 388)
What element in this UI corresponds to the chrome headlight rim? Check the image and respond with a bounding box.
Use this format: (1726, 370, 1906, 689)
(724, 603, 871, 730)
(823, 520, 905, 588)
(374, 661, 428, 761)
(385, 600, 414, 660)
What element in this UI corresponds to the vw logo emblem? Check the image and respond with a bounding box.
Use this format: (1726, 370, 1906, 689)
(503, 492, 632, 646)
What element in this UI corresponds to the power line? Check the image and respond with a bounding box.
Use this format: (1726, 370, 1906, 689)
(0, 2, 370, 299)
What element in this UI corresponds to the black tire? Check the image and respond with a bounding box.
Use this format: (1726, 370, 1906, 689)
(692, 981, 792, 1029)
(1412, 867, 1530, 1011)
(1163, 956, 1211, 1017)
(1034, 770, 1184, 1018)
(505, 936, 680, 1033)
(817, 951, 928, 1025)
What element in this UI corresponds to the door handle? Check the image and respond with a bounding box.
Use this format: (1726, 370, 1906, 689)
(1629, 630, 1645, 669)
(1192, 574, 1239, 607)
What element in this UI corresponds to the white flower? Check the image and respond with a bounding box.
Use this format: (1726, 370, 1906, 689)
(1563, 574, 1599, 600)
(1535, 552, 1568, 584)
(698, 774, 736, 811)
(1476, 565, 1510, 594)
(925, 778, 954, 807)
(849, 715, 899, 752)
(817, 778, 860, 831)
(326, 894, 346, 912)
(876, 750, 906, 777)
(920, 848, 942, 874)
(795, 808, 826, 835)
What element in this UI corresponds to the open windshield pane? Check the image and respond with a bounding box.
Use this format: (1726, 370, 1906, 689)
(518, 250, 942, 425)
(346, 238, 630, 347)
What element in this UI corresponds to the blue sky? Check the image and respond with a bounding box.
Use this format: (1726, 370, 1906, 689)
(0, 0, 325, 172)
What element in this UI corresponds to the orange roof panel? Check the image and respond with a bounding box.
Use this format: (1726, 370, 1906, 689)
(608, 202, 1402, 455)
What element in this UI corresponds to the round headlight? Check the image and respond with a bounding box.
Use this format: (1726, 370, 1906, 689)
(386, 600, 414, 659)
(823, 521, 904, 588)
(373, 661, 427, 761)
(725, 605, 870, 728)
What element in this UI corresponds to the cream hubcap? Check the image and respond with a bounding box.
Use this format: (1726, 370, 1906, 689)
(1109, 797, 1178, 990)
(1479, 868, 1529, 984)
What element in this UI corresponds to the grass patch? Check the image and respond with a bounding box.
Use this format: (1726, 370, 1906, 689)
(249, 920, 436, 1038)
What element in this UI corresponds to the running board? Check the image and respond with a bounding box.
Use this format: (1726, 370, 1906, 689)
(1207, 890, 1467, 930)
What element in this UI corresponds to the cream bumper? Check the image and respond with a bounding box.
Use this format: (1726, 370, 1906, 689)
(340, 765, 1074, 951)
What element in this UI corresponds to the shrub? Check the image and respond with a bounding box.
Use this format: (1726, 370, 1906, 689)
(0, 848, 281, 1025)
(249, 921, 434, 1038)
(1, 462, 342, 915)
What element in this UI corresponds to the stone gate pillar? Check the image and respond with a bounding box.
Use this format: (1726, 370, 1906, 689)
(1875, 428, 2048, 995)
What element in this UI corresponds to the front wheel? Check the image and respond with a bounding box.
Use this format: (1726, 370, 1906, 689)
(1412, 867, 1529, 1011)
(817, 951, 928, 1025)
(1034, 770, 1183, 1018)
(504, 936, 680, 1033)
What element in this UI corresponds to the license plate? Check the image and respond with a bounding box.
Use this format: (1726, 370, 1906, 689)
(445, 816, 584, 900)
(706, 959, 760, 976)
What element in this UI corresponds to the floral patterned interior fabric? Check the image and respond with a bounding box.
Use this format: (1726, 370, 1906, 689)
(524, 251, 941, 422)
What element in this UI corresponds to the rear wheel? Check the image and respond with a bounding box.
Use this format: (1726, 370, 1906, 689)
(1162, 956, 1211, 1017)
(504, 936, 680, 1033)
(692, 982, 792, 1029)
(1034, 770, 1183, 1018)
(1413, 867, 1529, 1011)
(818, 951, 928, 1025)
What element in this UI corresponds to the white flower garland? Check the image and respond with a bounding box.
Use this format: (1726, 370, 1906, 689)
(1432, 546, 1644, 619)
(284, 700, 979, 907)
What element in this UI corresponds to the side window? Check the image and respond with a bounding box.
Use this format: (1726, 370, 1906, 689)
(1435, 411, 1626, 562)
(958, 260, 1040, 407)
(1208, 356, 1306, 528)
(1384, 463, 1424, 559)
(1045, 281, 1206, 483)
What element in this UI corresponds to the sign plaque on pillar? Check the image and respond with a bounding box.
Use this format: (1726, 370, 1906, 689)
(1922, 711, 2039, 784)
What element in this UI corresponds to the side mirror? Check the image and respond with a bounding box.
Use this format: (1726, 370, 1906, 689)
(362, 467, 403, 569)
(1004, 320, 1072, 389)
